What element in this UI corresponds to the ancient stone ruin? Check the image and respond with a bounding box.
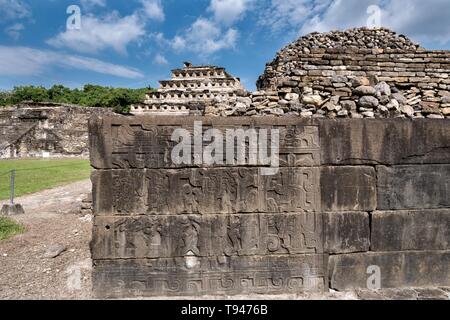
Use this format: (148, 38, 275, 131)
(254, 28, 450, 119)
(133, 28, 450, 119)
(89, 27, 450, 298)
(131, 62, 247, 115)
(0, 102, 112, 159)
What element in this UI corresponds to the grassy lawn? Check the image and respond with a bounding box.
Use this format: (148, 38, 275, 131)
(0, 216, 25, 241)
(0, 159, 91, 200)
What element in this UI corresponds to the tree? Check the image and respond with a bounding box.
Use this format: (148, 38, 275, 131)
(0, 85, 153, 113)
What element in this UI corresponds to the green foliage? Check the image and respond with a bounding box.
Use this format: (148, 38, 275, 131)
(0, 85, 152, 113)
(0, 217, 25, 241)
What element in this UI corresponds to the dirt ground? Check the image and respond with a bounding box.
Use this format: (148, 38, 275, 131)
(0, 180, 93, 300)
(0, 180, 448, 300)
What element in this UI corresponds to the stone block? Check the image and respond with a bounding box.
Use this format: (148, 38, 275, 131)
(377, 165, 450, 210)
(319, 119, 450, 165)
(371, 210, 450, 251)
(321, 166, 377, 212)
(91, 169, 147, 215)
(93, 167, 321, 215)
(93, 254, 328, 298)
(88, 116, 112, 169)
(92, 213, 323, 259)
(89, 116, 321, 169)
(329, 251, 450, 290)
(324, 212, 370, 254)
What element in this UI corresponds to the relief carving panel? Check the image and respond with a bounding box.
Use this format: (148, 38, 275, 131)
(93, 255, 327, 297)
(92, 213, 323, 259)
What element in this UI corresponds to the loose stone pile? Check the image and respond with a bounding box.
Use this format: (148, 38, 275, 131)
(210, 76, 450, 119)
(273, 27, 421, 53)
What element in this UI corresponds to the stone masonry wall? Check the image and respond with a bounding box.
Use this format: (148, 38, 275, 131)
(0, 103, 113, 159)
(252, 49, 450, 119)
(89, 115, 450, 297)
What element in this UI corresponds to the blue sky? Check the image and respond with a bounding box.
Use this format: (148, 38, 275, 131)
(1, 0, 450, 91)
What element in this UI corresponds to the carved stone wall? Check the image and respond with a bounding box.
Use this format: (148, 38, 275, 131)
(90, 116, 450, 297)
(0, 103, 113, 159)
(89, 116, 325, 298)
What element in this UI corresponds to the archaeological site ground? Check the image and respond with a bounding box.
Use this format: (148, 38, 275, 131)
(1, 27, 449, 302)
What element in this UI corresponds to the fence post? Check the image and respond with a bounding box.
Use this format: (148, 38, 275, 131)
(10, 169, 15, 205)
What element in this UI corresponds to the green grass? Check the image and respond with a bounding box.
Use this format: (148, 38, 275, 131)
(0, 216, 25, 241)
(0, 159, 91, 200)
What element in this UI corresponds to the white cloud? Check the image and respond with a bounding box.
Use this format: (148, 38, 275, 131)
(258, 0, 332, 34)
(171, 36, 186, 51)
(139, 0, 165, 22)
(258, 0, 450, 45)
(0, 0, 31, 21)
(80, 0, 106, 10)
(153, 53, 168, 65)
(47, 12, 145, 55)
(0, 46, 144, 78)
(174, 18, 238, 56)
(5, 23, 25, 40)
(47, 0, 165, 55)
(208, 0, 254, 25)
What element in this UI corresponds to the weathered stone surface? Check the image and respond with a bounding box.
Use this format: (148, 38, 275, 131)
(374, 82, 391, 97)
(90, 116, 321, 169)
(90, 115, 450, 296)
(43, 244, 67, 259)
(93, 167, 321, 215)
(329, 251, 450, 290)
(371, 210, 450, 251)
(324, 212, 370, 254)
(354, 86, 376, 96)
(377, 165, 450, 210)
(351, 77, 370, 87)
(92, 213, 323, 259)
(89, 116, 112, 169)
(320, 120, 450, 165)
(93, 254, 328, 298)
(0, 103, 112, 160)
(92, 169, 146, 215)
(321, 166, 377, 212)
(358, 96, 379, 109)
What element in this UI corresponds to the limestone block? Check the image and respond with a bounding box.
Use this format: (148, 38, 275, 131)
(329, 251, 450, 290)
(324, 212, 370, 254)
(89, 116, 321, 169)
(92, 167, 321, 215)
(93, 254, 328, 298)
(321, 166, 377, 212)
(371, 210, 450, 251)
(91, 213, 323, 259)
(377, 165, 450, 210)
(319, 119, 450, 165)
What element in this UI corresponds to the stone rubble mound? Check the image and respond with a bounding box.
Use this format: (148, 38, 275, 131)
(280, 27, 421, 53)
(209, 78, 450, 119)
(203, 27, 449, 119)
